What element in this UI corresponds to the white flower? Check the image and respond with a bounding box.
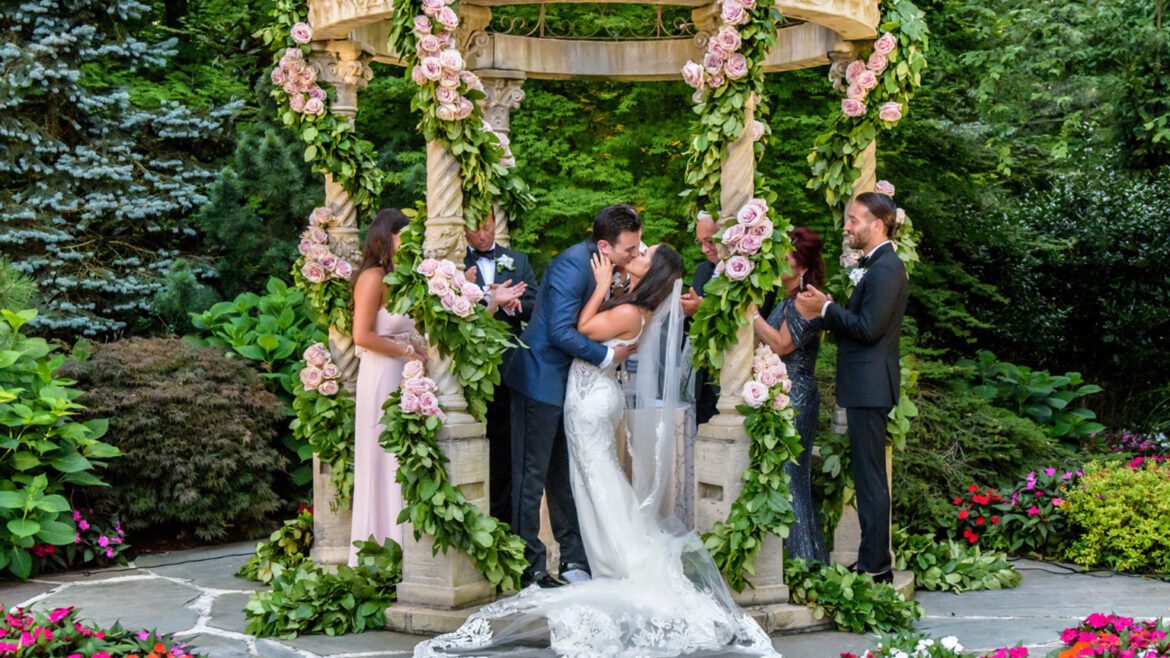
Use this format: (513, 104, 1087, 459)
(940, 637, 962, 652)
(497, 254, 515, 271)
(848, 268, 867, 285)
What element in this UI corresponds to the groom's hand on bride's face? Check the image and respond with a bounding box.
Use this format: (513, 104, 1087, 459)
(613, 343, 637, 365)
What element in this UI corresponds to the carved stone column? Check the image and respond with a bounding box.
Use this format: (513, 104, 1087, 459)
(694, 96, 788, 607)
(390, 135, 494, 621)
(475, 70, 526, 246)
(307, 42, 372, 566)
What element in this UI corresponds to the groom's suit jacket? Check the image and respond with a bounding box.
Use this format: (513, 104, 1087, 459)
(504, 239, 608, 407)
(824, 241, 908, 409)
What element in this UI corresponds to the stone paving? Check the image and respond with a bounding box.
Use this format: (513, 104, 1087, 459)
(2, 542, 1168, 657)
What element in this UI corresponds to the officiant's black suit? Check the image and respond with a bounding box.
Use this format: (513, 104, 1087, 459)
(822, 241, 908, 575)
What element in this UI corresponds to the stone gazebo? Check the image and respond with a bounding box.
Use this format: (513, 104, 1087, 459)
(301, 0, 891, 635)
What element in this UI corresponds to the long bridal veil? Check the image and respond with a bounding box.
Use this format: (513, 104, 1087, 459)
(414, 280, 778, 658)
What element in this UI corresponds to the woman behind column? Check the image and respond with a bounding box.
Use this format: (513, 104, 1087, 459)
(751, 227, 829, 563)
(349, 208, 422, 565)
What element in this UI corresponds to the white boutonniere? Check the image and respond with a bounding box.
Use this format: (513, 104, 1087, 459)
(848, 267, 867, 286)
(496, 254, 515, 273)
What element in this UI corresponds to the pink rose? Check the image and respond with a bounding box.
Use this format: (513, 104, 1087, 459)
(875, 180, 896, 196)
(495, 131, 510, 148)
(309, 207, 332, 226)
(322, 363, 340, 379)
(462, 282, 485, 303)
(438, 31, 455, 48)
(842, 98, 866, 117)
(500, 156, 516, 168)
(298, 240, 311, 256)
(301, 262, 325, 283)
(334, 259, 353, 279)
(759, 368, 779, 387)
(749, 219, 773, 238)
(750, 119, 766, 142)
(737, 233, 763, 255)
(847, 82, 868, 101)
(721, 0, 747, 25)
(460, 70, 484, 92)
(439, 70, 460, 88)
(747, 197, 768, 215)
(270, 67, 287, 85)
(702, 52, 724, 75)
(417, 258, 440, 276)
(771, 393, 790, 411)
(417, 34, 442, 54)
(873, 32, 897, 56)
(878, 101, 903, 123)
(855, 70, 878, 91)
(428, 277, 451, 296)
(300, 366, 323, 388)
(450, 296, 473, 317)
(421, 0, 444, 15)
(741, 381, 769, 408)
(692, 89, 706, 105)
(404, 376, 432, 396)
(309, 227, 329, 243)
(288, 93, 307, 113)
(713, 261, 726, 277)
(319, 253, 338, 271)
(304, 344, 327, 367)
(724, 53, 749, 80)
(438, 49, 464, 71)
(867, 52, 888, 75)
(725, 255, 753, 281)
(419, 391, 441, 415)
(741, 0, 755, 8)
(440, 292, 458, 310)
(290, 22, 313, 44)
(895, 207, 906, 226)
(403, 359, 426, 380)
(401, 391, 421, 414)
(438, 260, 457, 278)
(436, 7, 459, 29)
(716, 26, 742, 53)
(455, 96, 474, 120)
(436, 86, 459, 104)
(309, 243, 328, 259)
(309, 86, 326, 101)
(411, 66, 428, 85)
(752, 357, 766, 374)
(420, 57, 443, 80)
(297, 66, 317, 87)
(736, 201, 764, 225)
(413, 15, 433, 35)
(721, 223, 746, 247)
(436, 104, 458, 122)
(682, 61, 705, 89)
(780, 378, 792, 393)
(707, 38, 729, 60)
(318, 379, 339, 396)
(845, 60, 867, 84)
(708, 71, 726, 89)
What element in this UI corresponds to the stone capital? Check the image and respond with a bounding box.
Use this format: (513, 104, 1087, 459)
(475, 70, 526, 133)
(309, 42, 374, 118)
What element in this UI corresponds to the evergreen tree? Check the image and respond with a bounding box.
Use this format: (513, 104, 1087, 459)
(0, 0, 239, 336)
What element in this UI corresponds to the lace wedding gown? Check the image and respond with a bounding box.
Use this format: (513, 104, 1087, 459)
(414, 321, 778, 658)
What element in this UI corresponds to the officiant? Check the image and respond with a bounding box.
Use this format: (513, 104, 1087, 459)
(464, 209, 537, 525)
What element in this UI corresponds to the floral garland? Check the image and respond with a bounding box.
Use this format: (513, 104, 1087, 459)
(378, 208, 526, 590)
(807, 0, 929, 209)
(703, 345, 804, 591)
(293, 343, 356, 509)
(387, 0, 533, 228)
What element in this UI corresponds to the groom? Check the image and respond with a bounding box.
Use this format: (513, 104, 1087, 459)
(504, 203, 644, 588)
(796, 191, 908, 584)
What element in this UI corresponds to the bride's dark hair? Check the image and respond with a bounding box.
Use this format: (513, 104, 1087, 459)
(601, 244, 683, 312)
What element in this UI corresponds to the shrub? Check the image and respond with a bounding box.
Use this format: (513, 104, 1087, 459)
(992, 467, 1078, 556)
(893, 527, 1020, 593)
(0, 258, 36, 311)
(63, 338, 288, 541)
(238, 508, 314, 584)
(0, 310, 118, 579)
(785, 559, 922, 634)
(1062, 459, 1170, 574)
(151, 259, 218, 334)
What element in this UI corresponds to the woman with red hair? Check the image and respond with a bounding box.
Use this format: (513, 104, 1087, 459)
(752, 226, 829, 562)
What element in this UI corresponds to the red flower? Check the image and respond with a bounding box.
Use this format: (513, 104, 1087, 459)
(958, 509, 970, 520)
(965, 531, 979, 543)
(952, 497, 962, 505)
(968, 484, 979, 492)
(973, 494, 990, 505)
(976, 517, 986, 526)
(991, 516, 1000, 524)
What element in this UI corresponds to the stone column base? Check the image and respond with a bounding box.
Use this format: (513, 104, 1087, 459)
(310, 456, 352, 566)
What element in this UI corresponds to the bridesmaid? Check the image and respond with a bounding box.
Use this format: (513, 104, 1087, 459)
(349, 208, 422, 565)
(751, 227, 830, 563)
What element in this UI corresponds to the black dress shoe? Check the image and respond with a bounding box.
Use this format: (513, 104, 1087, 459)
(520, 571, 565, 589)
(559, 561, 592, 577)
(870, 570, 894, 584)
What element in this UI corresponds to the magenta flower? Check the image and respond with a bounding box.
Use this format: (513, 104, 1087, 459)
(78, 520, 89, 531)
(137, 631, 151, 641)
(1052, 498, 1064, 506)
(48, 608, 71, 623)
(98, 536, 109, 547)
(1027, 506, 1041, 516)
(1044, 467, 1056, 476)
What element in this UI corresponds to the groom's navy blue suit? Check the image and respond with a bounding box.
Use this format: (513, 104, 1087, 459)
(504, 239, 608, 576)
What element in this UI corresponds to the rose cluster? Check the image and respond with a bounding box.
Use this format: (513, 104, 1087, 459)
(712, 198, 772, 282)
(681, 0, 754, 96)
(741, 344, 793, 412)
(417, 258, 485, 318)
(399, 359, 445, 421)
(270, 33, 327, 116)
(301, 343, 342, 396)
(409, 5, 484, 123)
(835, 32, 903, 122)
(298, 207, 354, 284)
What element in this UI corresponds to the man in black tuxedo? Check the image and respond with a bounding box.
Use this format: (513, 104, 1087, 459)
(463, 211, 537, 527)
(796, 192, 908, 583)
(680, 212, 721, 423)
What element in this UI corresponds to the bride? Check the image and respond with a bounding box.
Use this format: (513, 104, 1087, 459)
(415, 244, 778, 658)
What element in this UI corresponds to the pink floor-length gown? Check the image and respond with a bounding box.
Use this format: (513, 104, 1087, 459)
(348, 308, 415, 566)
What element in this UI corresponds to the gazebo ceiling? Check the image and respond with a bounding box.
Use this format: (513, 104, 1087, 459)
(307, 0, 878, 79)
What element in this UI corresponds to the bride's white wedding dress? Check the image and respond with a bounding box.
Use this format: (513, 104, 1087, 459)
(414, 292, 778, 658)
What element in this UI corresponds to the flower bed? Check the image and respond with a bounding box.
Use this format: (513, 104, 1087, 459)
(0, 607, 202, 657)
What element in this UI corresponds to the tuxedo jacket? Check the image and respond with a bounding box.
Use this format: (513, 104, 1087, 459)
(824, 242, 909, 409)
(503, 239, 608, 407)
(462, 245, 538, 335)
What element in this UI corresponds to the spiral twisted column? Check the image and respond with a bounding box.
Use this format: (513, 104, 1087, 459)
(306, 43, 372, 566)
(694, 96, 789, 607)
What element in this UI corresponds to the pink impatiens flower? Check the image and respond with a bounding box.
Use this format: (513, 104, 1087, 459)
(1027, 506, 1041, 516)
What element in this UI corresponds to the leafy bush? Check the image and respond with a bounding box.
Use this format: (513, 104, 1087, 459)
(1062, 460, 1170, 574)
(63, 338, 288, 541)
(0, 606, 207, 657)
(151, 259, 218, 334)
(785, 559, 922, 633)
(0, 310, 118, 579)
(0, 258, 36, 311)
(893, 527, 1020, 593)
(948, 484, 1005, 546)
(238, 508, 314, 584)
(961, 350, 1105, 444)
(991, 467, 1078, 556)
(244, 538, 402, 638)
